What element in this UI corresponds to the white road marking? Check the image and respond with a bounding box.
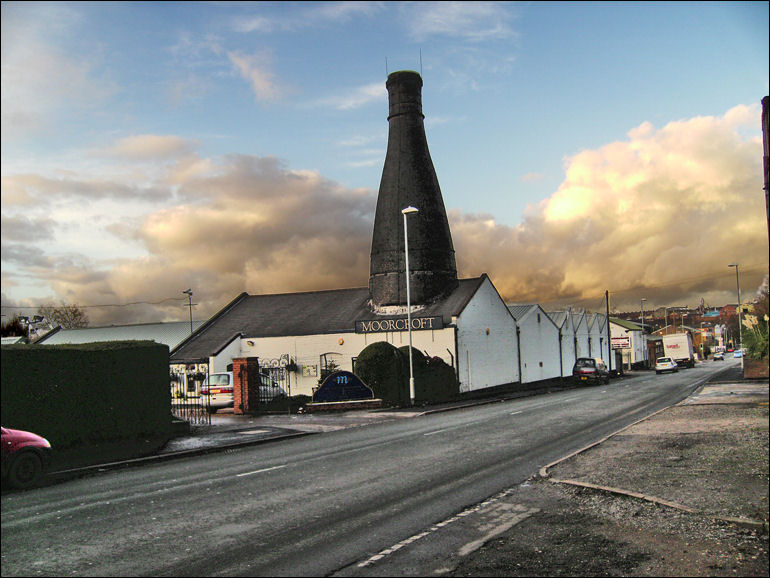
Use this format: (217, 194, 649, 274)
(236, 465, 287, 477)
(357, 487, 538, 569)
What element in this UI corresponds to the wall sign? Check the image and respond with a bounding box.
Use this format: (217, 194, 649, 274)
(313, 371, 374, 402)
(355, 316, 444, 334)
(611, 336, 631, 349)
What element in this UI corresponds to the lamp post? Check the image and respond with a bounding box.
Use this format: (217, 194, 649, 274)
(402, 206, 419, 406)
(728, 263, 742, 351)
(183, 288, 194, 334)
(640, 298, 647, 367)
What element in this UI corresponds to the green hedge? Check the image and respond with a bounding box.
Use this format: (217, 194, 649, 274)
(354, 341, 407, 405)
(1, 341, 173, 449)
(354, 342, 459, 406)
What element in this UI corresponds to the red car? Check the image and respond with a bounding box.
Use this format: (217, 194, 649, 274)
(1, 427, 52, 489)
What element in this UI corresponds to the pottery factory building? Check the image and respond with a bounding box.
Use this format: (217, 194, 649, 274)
(171, 71, 524, 400)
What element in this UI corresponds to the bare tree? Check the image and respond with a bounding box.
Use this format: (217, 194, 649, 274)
(36, 303, 89, 329)
(1, 316, 27, 337)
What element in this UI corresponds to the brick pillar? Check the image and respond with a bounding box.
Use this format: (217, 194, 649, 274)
(233, 357, 261, 414)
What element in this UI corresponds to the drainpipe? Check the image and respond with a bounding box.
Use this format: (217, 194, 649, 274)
(516, 325, 522, 384)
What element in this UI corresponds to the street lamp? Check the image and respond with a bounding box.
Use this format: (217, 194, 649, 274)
(640, 298, 647, 366)
(728, 263, 742, 351)
(183, 288, 194, 334)
(402, 206, 419, 406)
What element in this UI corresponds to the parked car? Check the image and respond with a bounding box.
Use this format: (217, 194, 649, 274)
(199, 371, 288, 414)
(655, 356, 679, 374)
(199, 372, 235, 414)
(1, 427, 52, 489)
(572, 357, 610, 385)
(733, 349, 743, 358)
(713, 352, 724, 361)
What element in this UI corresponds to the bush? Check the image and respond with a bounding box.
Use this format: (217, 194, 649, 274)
(354, 341, 407, 405)
(399, 347, 459, 404)
(354, 342, 460, 407)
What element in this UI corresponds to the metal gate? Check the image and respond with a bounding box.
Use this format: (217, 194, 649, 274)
(170, 366, 211, 426)
(257, 355, 291, 409)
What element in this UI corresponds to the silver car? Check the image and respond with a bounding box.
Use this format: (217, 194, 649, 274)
(655, 357, 679, 374)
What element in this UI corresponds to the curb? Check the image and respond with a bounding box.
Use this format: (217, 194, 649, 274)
(46, 430, 315, 478)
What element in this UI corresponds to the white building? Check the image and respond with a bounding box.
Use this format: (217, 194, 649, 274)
(547, 309, 579, 377)
(587, 313, 611, 366)
(170, 274, 520, 397)
(571, 310, 591, 361)
(610, 317, 646, 369)
(508, 304, 562, 383)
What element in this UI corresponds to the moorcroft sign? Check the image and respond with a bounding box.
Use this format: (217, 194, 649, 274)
(355, 316, 444, 334)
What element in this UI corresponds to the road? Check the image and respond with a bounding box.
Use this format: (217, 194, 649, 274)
(1, 360, 735, 577)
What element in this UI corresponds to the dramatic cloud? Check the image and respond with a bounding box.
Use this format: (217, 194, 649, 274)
(451, 104, 769, 311)
(1, 105, 767, 325)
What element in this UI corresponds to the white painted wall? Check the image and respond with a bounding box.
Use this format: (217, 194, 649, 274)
(517, 306, 562, 384)
(610, 321, 646, 367)
(233, 327, 457, 397)
(211, 336, 241, 373)
(553, 313, 576, 377)
(572, 312, 590, 360)
(587, 314, 609, 363)
(456, 278, 519, 392)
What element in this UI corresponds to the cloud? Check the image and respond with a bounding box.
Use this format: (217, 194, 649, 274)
(102, 135, 198, 160)
(312, 82, 385, 111)
(450, 103, 769, 311)
(0, 2, 114, 140)
(228, 50, 283, 102)
(2, 104, 767, 326)
(232, 2, 384, 33)
(404, 1, 517, 42)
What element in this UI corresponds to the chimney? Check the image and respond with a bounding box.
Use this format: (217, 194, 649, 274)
(369, 70, 458, 307)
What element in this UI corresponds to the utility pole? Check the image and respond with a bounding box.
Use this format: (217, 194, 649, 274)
(183, 289, 195, 334)
(606, 290, 612, 374)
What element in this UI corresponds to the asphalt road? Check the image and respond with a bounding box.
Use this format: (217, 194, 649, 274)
(1, 361, 733, 577)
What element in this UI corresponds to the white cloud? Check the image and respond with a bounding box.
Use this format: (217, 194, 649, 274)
(2, 104, 767, 324)
(228, 50, 283, 102)
(0, 3, 114, 140)
(102, 135, 198, 160)
(405, 1, 517, 42)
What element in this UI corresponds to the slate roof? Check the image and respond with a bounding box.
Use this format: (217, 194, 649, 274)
(610, 317, 643, 331)
(506, 304, 537, 321)
(36, 321, 206, 349)
(545, 310, 570, 328)
(170, 276, 488, 363)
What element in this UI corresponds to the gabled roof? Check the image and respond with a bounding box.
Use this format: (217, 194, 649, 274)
(546, 310, 570, 329)
(507, 303, 559, 330)
(171, 276, 488, 363)
(571, 311, 587, 332)
(587, 312, 608, 332)
(507, 304, 537, 321)
(610, 317, 643, 331)
(35, 321, 206, 349)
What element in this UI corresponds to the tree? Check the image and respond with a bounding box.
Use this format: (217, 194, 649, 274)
(36, 303, 89, 329)
(1, 316, 27, 337)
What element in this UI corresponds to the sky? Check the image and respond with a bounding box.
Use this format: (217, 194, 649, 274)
(2, 1, 769, 328)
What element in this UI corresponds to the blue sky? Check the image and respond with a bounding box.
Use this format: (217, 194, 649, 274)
(2, 1, 769, 326)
